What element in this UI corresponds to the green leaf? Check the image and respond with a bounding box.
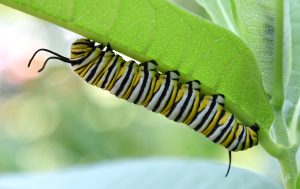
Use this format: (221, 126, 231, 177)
(233, 0, 291, 103)
(195, 0, 239, 35)
(0, 0, 273, 127)
(197, 0, 292, 102)
(171, 0, 211, 19)
(284, 0, 300, 144)
(0, 159, 281, 189)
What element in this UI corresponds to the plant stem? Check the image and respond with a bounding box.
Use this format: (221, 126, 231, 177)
(271, 0, 285, 109)
(273, 110, 289, 146)
(268, 0, 299, 188)
(259, 127, 283, 157)
(270, 108, 298, 189)
(278, 149, 298, 189)
(271, 107, 298, 189)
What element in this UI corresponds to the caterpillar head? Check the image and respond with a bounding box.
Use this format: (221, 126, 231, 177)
(70, 38, 95, 60)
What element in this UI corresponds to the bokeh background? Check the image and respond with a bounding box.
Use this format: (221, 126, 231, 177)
(0, 3, 288, 184)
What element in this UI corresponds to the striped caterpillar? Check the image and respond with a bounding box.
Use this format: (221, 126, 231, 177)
(29, 38, 259, 176)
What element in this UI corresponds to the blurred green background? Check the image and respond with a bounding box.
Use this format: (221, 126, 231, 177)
(0, 3, 285, 183)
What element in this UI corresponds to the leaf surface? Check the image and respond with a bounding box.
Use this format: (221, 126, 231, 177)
(196, 0, 239, 34)
(284, 0, 300, 142)
(0, 0, 273, 127)
(0, 159, 281, 189)
(196, 0, 293, 100)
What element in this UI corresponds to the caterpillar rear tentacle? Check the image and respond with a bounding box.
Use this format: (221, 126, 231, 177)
(28, 38, 259, 176)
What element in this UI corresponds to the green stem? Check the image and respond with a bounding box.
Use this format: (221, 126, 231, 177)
(273, 110, 289, 146)
(278, 149, 298, 189)
(290, 98, 300, 146)
(270, 109, 298, 189)
(267, 0, 299, 188)
(271, 0, 285, 109)
(271, 121, 299, 188)
(261, 99, 298, 189)
(258, 109, 298, 189)
(271, 107, 298, 182)
(259, 127, 283, 157)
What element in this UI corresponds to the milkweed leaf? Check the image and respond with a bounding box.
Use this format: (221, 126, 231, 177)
(0, 0, 273, 127)
(0, 159, 281, 189)
(283, 0, 300, 144)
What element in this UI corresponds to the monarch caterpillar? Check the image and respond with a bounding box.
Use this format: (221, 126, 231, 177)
(28, 38, 259, 176)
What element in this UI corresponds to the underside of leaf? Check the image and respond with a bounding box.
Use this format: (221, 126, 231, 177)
(0, 0, 273, 128)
